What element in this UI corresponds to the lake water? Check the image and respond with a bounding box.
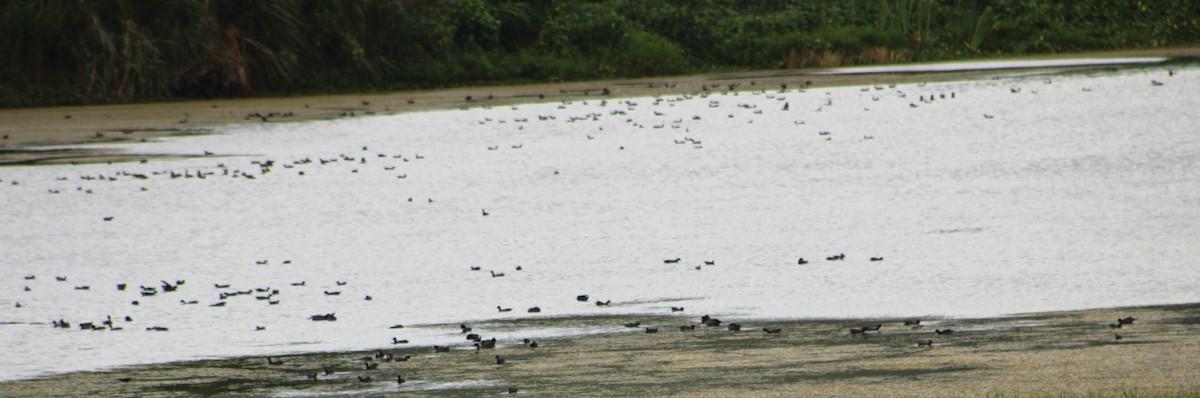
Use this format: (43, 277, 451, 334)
(2, 61, 1198, 382)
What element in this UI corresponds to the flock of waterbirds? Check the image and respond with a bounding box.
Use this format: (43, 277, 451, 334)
(4, 68, 1175, 393)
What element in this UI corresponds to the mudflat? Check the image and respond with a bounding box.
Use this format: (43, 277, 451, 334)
(2, 304, 1197, 397)
(3, 47, 1198, 166)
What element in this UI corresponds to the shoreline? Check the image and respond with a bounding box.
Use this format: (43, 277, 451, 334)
(3, 302, 1199, 396)
(3, 47, 1199, 166)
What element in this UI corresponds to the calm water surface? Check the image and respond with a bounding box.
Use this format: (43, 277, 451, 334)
(2, 63, 1198, 381)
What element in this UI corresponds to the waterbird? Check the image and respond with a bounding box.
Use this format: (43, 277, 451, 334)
(595, 300, 611, 306)
(646, 327, 659, 333)
(663, 258, 681, 264)
(497, 306, 512, 312)
(826, 253, 845, 261)
(358, 376, 372, 382)
(671, 307, 684, 312)
(491, 271, 505, 278)
(306, 373, 318, 381)
(267, 357, 284, 365)
(918, 340, 935, 348)
(935, 329, 954, 335)
(495, 355, 506, 365)
(797, 258, 808, 265)
(392, 338, 408, 344)
(870, 257, 884, 262)
(528, 306, 541, 313)
(680, 325, 696, 331)
(764, 327, 782, 334)
(390, 324, 405, 329)
(434, 345, 451, 353)
(1118, 316, 1136, 325)
(625, 322, 641, 328)
(365, 362, 379, 370)
(396, 375, 406, 385)
(904, 320, 922, 326)
(461, 323, 472, 333)
(728, 323, 742, 332)
(577, 295, 589, 302)
(310, 313, 337, 321)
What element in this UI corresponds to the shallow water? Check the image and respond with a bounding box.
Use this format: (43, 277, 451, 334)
(815, 57, 1168, 74)
(2, 63, 1198, 382)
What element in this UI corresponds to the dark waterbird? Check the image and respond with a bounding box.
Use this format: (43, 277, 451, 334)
(310, 313, 337, 321)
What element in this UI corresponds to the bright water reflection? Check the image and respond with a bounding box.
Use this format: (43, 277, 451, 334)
(1, 63, 1198, 381)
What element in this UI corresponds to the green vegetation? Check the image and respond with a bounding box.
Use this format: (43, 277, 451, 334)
(2, 0, 1198, 106)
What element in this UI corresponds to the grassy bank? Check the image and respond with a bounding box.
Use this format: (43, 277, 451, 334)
(3, 0, 1199, 107)
(2, 304, 1199, 397)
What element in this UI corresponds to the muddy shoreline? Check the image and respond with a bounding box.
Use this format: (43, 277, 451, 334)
(2, 303, 1198, 397)
(3, 47, 1199, 166)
